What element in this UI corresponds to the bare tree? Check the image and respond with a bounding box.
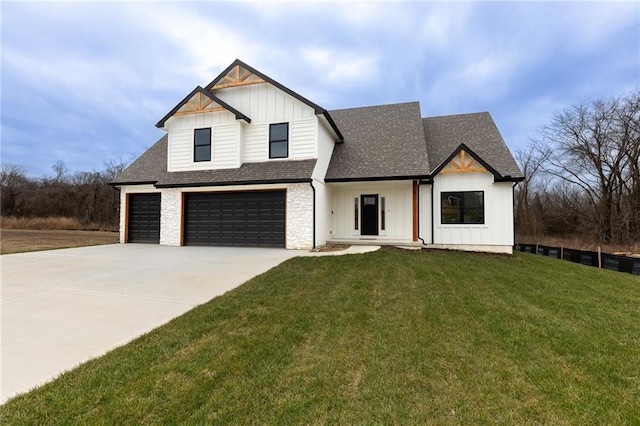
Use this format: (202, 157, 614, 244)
(514, 144, 546, 236)
(0, 164, 29, 216)
(1, 158, 129, 229)
(51, 160, 68, 182)
(533, 91, 640, 244)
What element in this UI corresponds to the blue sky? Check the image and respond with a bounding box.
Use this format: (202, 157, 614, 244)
(2, 1, 638, 178)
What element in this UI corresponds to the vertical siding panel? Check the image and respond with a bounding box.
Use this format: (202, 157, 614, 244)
(432, 171, 512, 248)
(166, 82, 318, 171)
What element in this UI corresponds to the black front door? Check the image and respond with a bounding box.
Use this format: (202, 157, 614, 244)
(361, 194, 379, 236)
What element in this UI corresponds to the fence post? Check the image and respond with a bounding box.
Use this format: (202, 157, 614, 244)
(598, 246, 602, 268)
(561, 246, 564, 260)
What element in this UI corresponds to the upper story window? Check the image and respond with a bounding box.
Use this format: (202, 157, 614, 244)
(269, 123, 288, 159)
(194, 128, 211, 162)
(441, 191, 484, 224)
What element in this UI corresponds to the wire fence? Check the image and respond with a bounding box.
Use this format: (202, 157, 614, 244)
(514, 243, 640, 276)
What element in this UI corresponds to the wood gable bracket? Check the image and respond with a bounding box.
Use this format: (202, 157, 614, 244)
(156, 86, 251, 128)
(174, 91, 225, 117)
(441, 149, 487, 174)
(211, 64, 265, 90)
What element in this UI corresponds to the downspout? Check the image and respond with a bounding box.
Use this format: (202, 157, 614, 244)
(310, 181, 316, 249)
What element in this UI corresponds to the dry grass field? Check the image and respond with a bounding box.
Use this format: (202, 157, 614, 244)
(0, 229, 119, 254)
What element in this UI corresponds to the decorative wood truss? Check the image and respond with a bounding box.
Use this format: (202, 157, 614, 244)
(441, 150, 487, 174)
(174, 91, 226, 117)
(211, 65, 265, 90)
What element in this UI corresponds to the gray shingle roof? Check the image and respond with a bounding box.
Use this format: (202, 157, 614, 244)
(422, 112, 523, 178)
(111, 135, 168, 185)
(112, 105, 522, 187)
(325, 102, 431, 181)
(111, 135, 316, 187)
(155, 158, 316, 188)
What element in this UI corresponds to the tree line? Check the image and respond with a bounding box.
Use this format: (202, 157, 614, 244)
(515, 90, 640, 246)
(2, 91, 638, 244)
(0, 160, 127, 229)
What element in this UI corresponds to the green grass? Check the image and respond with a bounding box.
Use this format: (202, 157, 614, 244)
(2, 248, 639, 424)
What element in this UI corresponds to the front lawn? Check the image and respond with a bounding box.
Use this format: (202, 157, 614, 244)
(1, 248, 639, 424)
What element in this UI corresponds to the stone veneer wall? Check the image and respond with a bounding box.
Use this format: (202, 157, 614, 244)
(160, 188, 182, 246)
(119, 190, 126, 243)
(120, 184, 315, 249)
(285, 183, 314, 249)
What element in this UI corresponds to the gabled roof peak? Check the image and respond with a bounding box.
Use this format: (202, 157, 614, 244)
(204, 59, 266, 91)
(156, 59, 343, 141)
(156, 86, 250, 128)
(205, 59, 343, 141)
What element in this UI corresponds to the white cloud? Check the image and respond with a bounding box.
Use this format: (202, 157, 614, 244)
(301, 47, 380, 88)
(1, 1, 637, 176)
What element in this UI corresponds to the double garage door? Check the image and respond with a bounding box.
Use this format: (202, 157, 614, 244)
(184, 191, 286, 247)
(128, 191, 286, 247)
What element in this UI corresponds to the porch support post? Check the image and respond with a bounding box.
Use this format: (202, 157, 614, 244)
(412, 180, 418, 242)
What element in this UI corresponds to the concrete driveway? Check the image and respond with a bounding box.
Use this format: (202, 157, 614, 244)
(0, 244, 303, 404)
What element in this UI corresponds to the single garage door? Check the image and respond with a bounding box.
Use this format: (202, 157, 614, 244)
(127, 193, 161, 243)
(184, 191, 286, 247)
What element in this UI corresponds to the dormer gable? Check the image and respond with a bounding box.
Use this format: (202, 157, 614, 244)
(205, 59, 343, 142)
(432, 143, 504, 181)
(441, 148, 487, 174)
(156, 86, 250, 128)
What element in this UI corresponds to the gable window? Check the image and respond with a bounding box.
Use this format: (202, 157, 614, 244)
(269, 123, 288, 159)
(194, 128, 211, 162)
(441, 191, 484, 224)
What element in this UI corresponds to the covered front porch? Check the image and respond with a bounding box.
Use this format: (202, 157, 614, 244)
(325, 180, 426, 245)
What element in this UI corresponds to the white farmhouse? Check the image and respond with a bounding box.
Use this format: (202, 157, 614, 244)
(112, 60, 523, 253)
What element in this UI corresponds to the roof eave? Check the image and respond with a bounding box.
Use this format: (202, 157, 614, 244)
(109, 180, 159, 187)
(205, 59, 324, 111)
(325, 175, 428, 183)
(495, 176, 525, 183)
(205, 59, 343, 140)
(430, 143, 504, 180)
(156, 86, 252, 128)
(155, 177, 312, 189)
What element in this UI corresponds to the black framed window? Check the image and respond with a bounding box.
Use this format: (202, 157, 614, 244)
(194, 128, 211, 162)
(441, 191, 484, 224)
(269, 123, 288, 159)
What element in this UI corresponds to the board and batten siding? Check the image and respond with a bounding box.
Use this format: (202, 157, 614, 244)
(214, 84, 315, 123)
(330, 181, 413, 241)
(418, 184, 432, 243)
(311, 124, 337, 246)
(166, 83, 323, 171)
(432, 172, 514, 249)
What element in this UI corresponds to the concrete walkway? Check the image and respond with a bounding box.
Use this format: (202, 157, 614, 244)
(1, 244, 378, 404)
